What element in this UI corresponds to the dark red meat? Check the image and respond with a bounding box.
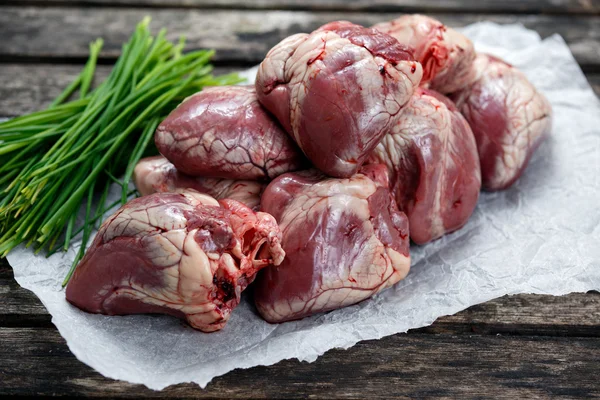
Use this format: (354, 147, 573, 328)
(254, 164, 411, 323)
(450, 54, 553, 190)
(66, 192, 285, 332)
(134, 156, 265, 210)
(155, 85, 305, 180)
(369, 88, 481, 244)
(374, 15, 477, 94)
(255, 21, 423, 178)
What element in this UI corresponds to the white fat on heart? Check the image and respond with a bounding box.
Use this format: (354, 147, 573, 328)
(179, 229, 214, 301)
(142, 231, 185, 268)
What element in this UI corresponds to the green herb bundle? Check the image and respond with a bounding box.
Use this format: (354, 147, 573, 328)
(0, 17, 242, 284)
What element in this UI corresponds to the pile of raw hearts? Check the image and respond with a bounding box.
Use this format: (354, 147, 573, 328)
(65, 15, 552, 332)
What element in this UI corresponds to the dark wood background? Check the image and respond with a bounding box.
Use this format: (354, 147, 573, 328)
(1, 1, 600, 397)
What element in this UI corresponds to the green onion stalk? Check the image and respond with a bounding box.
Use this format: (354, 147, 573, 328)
(0, 17, 243, 284)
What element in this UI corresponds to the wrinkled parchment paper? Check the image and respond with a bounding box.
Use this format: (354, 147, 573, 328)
(7, 23, 600, 390)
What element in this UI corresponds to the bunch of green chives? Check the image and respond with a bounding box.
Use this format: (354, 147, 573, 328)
(0, 17, 242, 284)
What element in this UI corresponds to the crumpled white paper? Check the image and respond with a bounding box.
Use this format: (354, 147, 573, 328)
(7, 22, 600, 390)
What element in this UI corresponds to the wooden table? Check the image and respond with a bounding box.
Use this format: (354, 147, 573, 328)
(1, 1, 600, 397)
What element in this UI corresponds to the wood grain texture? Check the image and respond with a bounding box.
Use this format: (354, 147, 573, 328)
(1, 63, 598, 118)
(0, 261, 51, 327)
(433, 292, 600, 336)
(0, 7, 599, 68)
(0, 64, 112, 117)
(2, 259, 600, 336)
(6, 0, 600, 14)
(1, 327, 599, 398)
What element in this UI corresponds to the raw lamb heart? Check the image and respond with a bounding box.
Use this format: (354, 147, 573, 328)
(369, 88, 481, 244)
(254, 164, 411, 323)
(450, 54, 552, 190)
(374, 14, 478, 94)
(155, 85, 305, 180)
(66, 191, 284, 332)
(255, 21, 423, 178)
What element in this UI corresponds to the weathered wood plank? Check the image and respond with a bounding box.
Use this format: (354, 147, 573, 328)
(0, 64, 111, 118)
(428, 291, 600, 336)
(0, 263, 50, 327)
(6, 0, 600, 14)
(2, 258, 600, 336)
(0, 7, 599, 68)
(1, 327, 599, 397)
